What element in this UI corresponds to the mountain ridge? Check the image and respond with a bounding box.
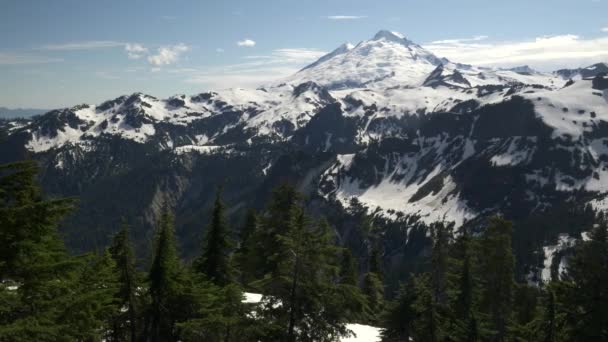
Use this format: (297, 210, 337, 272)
(1, 31, 607, 282)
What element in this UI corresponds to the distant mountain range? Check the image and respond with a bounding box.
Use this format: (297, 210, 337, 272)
(0, 107, 48, 119)
(1, 30, 607, 284)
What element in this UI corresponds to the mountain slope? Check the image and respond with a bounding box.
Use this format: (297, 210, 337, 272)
(1, 30, 607, 282)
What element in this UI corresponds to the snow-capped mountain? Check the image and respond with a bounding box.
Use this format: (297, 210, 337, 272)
(1, 30, 607, 277)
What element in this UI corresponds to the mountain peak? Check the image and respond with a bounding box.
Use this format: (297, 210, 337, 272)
(300, 42, 354, 71)
(372, 30, 409, 43)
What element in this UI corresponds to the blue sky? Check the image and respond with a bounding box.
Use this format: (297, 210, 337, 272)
(1, 0, 608, 108)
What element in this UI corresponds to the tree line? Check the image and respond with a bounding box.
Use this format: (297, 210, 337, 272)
(1, 160, 607, 341)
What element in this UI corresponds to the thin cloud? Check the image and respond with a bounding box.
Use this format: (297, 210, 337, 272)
(424, 34, 608, 70)
(237, 39, 256, 47)
(125, 43, 148, 59)
(216, 48, 225, 53)
(602, 27, 608, 32)
(429, 35, 489, 45)
(183, 47, 326, 87)
(0, 52, 63, 65)
(326, 15, 367, 20)
(148, 43, 191, 66)
(40, 41, 125, 51)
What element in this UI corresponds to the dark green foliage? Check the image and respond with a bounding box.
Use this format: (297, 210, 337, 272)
(362, 272, 384, 323)
(234, 208, 259, 285)
(556, 224, 608, 340)
(339, 248, 358, 286)
(3, 160, 608, 341)
(146, 207, 185, 341)
(109, 222, 140, 341)
(251, 185, 363, 341)
(380, 280, 416, 342)
(477, 217, 515, 342)
(0, 161, 117, 341)
(195, 189, 234, 286)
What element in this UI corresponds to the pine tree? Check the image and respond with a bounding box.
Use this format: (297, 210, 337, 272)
(252, 187, 359, 341)
(411, 273, 442, 342)
(109, 221, 140, 342)
(0, 161, 116, 340)
(478, 217, 515, 342)
(381, 280, 417, 342)
(450, 226, 481, 341)
(256, 184, 303, 277)
(369, 242, 384, 281)
(541, 290, 557, 342)
(195, 189, 233, 286)
(558, 224, 608, 340)
(339, 248, 358, 286)
(430, 222, 451, 307)
(146, 206, 183, 341)
(362, 272, 384, 323)
(235, 208, 259, 286)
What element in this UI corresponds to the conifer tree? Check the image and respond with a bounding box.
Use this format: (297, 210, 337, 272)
(558, 224, 608, 340)
(478, 217, 515, 342)
(0, 161, 115, 340)
(339, 248, 358, 286)
(253, 186, 359, 341)
(235, 208, 259, 285)
(195, 189, 233, 286)
(362, 272, 384, 322)
(109, 222, 140, 342)
(411, 273, 442, 342)
(147, 206, 183, 341)
(381, 280, 417, 342)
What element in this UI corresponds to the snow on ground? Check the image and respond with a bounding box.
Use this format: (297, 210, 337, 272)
(328, 153, 476, 226)
(342, 324, 381, 342)
(173, 145, 224, 155)
(242, 293, 381, 342)
(541, 234, 576, 282)
(523, 80, 608, 139)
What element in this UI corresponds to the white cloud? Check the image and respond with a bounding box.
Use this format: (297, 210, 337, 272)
(183, 47, 326, 88)
(125, 43, 148, 59)
(326, 15, 367, 20)
(237, 39, 256, 47)
(423, 34, 608, 70)
(429, 35, 489, 45)
(216, 48, 225, 53)
(0, 52, 63, 65)
(147, 43, 190, 66)
(40, 41, 125, 50)
(602, 27, 608, 32)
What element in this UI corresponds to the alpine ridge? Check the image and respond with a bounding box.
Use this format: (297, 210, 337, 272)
(1, 30, 607, 283)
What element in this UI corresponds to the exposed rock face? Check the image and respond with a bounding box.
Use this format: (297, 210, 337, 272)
(0, 32, 606, 278)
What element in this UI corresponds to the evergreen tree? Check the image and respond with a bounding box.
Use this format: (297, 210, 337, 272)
(558, 224, 608, 340)
(381, 280, 416, 342)
(256, 184, 303, 277)
(430, 222, 451, 307)
(253, 186, 359, 341)
(411, 273, 442, 342)
(195, 189, 233, 286)
(234, 208, 259, 286)
(362, 272, 384, 323)
(540, 290, 557, 342)
(450, 227, 480, 341)
(339, 248, 358, 286)
(478, 217, 515, 342)
(369, 242, 384, 281)
(109, 222, 140, 342)
(0, 161, 116, 340)
(146, 206, 183, 341)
